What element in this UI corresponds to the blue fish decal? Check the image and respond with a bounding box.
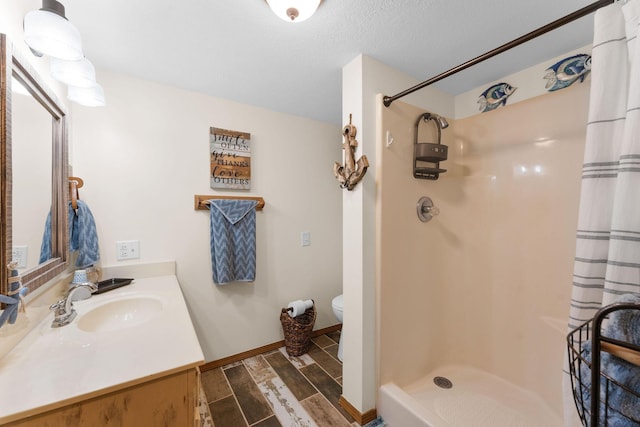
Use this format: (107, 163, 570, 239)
(478, 82, 517, 113)
(544, 54, 591, 92)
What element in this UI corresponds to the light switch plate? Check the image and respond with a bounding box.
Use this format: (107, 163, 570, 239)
(12, 246, 28, 269)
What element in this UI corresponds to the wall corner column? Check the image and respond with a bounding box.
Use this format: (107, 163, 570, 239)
(340, 54, 377, 415)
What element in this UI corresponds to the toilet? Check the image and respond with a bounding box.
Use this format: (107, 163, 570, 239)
(331, 294, 344, 361)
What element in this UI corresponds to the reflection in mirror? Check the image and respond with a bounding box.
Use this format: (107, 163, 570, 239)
(11, 76, 53, 271)
(1, 33, 69, 298)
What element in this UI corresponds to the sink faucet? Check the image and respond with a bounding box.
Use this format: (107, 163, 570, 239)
(50, 282, 98, 328)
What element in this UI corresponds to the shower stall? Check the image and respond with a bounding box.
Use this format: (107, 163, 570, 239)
(376, 81, 589, 425)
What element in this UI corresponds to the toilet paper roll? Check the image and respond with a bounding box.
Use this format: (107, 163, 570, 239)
(287, 299, 314, 317)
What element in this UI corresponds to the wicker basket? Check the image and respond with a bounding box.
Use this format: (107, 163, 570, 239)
(280, 305, 316, 356)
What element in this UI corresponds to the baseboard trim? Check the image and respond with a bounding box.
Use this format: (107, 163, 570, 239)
(339, 395, 377, 425)
(200, 324, 342, 372)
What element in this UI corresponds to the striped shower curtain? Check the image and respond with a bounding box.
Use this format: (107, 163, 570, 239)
(564, 0, 640, 424)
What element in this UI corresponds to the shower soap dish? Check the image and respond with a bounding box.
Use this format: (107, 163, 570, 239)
(94, 278, 134, 295)
(413, 112, 449, 180)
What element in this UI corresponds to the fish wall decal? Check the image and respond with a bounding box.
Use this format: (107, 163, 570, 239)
(478, 82, 517, 113)
(544, 53, 591, 92)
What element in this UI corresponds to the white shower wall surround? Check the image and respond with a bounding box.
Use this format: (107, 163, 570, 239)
(377, 82, 589, 425)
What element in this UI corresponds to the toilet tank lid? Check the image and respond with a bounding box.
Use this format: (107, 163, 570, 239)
(332, 294, 343, 308)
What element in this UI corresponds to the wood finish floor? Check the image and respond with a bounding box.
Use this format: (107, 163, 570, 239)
(201, 331, 360, 427)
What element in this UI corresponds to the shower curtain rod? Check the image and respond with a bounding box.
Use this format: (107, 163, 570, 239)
(382, 0, 615, 107)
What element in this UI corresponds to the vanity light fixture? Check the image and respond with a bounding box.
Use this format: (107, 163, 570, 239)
(50, 57, 97, 88)
(266, 0, 321, 23)
(23, 0, 83, 61)
(67, 83, 106, 107)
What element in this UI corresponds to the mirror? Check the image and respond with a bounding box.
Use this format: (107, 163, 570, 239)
(1, 33, 69, 298)
(12, 76, 53, 272)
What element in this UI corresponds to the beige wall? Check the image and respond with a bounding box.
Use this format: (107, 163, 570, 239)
(378, 82, 588, 414)
(69, 70, 343, 361)
(341, 55, 454, 413)
(2, 3, 344, 361)
(2, 5, 344, 362)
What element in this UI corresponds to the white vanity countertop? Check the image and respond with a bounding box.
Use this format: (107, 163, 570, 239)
(0, 275, 205, 424)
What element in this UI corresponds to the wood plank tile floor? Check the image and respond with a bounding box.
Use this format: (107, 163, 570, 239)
(201, 330, 360, 427)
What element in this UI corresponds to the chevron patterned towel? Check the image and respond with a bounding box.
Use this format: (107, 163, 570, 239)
(208, 199, 258, 284)
(39, 200, 100, 268)
(71, 200, 100, 268)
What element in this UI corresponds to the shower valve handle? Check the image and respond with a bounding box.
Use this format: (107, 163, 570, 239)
(417, 197, 439, 222)
(426, 205, 440, 216)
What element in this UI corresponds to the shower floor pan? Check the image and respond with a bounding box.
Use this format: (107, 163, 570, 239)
(379, 365, 561, 427)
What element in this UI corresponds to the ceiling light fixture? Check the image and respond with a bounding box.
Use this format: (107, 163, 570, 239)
(68, 84, 106, 107)
(266, 0, 321, 23)
(50, 57, 97, 87)
(23, 0, 83, 60)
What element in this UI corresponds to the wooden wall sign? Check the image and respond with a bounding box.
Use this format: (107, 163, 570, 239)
(210, 127, 251, 190)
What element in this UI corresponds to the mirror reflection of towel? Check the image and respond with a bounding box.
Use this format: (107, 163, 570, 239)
(39, 200, 100, 268)
(0, 266, 27, 328)
(208, 199, 257, 285)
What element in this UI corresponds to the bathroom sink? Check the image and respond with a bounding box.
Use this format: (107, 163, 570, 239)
(77, 296, 163, 333)
(0, 275, 204, 425)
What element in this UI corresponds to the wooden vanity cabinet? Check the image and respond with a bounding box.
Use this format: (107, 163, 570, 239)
(7, 367, 201, 427)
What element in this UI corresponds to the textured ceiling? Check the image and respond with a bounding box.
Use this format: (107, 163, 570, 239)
(63, 0, 600, 124)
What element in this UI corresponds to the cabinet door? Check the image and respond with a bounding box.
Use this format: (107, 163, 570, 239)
(9, 369, 197, 426)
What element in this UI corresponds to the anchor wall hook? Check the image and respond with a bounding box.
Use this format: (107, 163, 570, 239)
(333, 114, 369, 191)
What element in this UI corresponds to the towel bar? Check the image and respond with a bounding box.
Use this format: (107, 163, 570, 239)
(194, 195, 265, 211)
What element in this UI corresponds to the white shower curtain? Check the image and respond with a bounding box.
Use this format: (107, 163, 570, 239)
(564, 0, 640, 425)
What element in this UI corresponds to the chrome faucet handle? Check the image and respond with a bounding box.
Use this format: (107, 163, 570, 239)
(50, 298, 77, 327)
(49, 299, 68, 314)
(69, 282, 98, 292)
(71, 282, 98, 292)
(68, 282, 98, 302)
(50, 282, 98, 328)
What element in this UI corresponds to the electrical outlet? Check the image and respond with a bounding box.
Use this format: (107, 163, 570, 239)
(116, 240, 140, 260)
(12, 246, 28, 269)
(301, 231, 311, 247)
